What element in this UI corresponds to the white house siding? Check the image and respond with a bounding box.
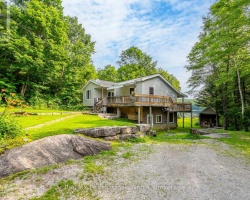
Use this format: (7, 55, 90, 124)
(83, 82, 102, 107)
(120, 85, 135, 96)
(140, 77, 177, 102)
(135, 82, 143, 94)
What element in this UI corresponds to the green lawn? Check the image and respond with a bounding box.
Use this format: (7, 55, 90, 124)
(1, 114, 250, 158)
(0, 107, 73, 113)
(17, 115, 71, 128)
(176, 117, 199, 132)
(27, 114, 135, 140)
(0, 114, 135, 154)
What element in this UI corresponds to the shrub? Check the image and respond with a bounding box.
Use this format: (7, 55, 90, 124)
(0, 113, 23, 139)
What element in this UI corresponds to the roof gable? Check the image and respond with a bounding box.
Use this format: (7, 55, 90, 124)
(200, 107, 216, 115)
(82, 79, 117, 90)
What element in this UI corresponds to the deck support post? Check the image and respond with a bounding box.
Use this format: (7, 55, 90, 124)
(167, 110, 170, 132)
(138, 106, 141, 124)
(182, 112, 184, 128)
(191, 109, 193, 128)
(117, 108, 121, 118)
(182, 97, 184, 128)
(150, 106, 153, 128)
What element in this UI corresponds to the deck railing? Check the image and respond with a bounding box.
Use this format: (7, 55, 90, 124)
(106, 94, 192, 111)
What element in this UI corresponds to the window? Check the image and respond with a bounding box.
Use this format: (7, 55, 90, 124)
(169, 113, 174, 123)
(108, 91, 114, 97)
(85, 90, 91, 100)
(149, 87, 154, 95)
(147, 114, 153, 124)
(156, 115, 162, 123)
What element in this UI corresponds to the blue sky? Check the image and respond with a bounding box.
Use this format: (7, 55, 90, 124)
(62, 0, 216, 94)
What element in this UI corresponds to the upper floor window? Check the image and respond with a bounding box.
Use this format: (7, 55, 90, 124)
(85, 90, 91, 100)
(149, 87, 154, 95)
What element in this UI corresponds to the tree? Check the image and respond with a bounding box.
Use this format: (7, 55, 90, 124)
(0, 0, 96, 108)
(97, 65, 117, 82)
(186, 0, 250, 131)
(117, 46, 158, 81)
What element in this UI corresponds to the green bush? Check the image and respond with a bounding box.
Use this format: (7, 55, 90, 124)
(0, 113, 23, 139)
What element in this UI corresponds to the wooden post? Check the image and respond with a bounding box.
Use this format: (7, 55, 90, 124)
(182, 97, 184, 128)
(150, 106, 153, 128)
(191, 110, 193, 128)
(167, 110, 170, 132)
(138, 107, 141, 124)
(101, 88, 103, 99)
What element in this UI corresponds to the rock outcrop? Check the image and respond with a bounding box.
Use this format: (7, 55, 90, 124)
(0, 134, 111, 178)
(74, 124, 152, 141)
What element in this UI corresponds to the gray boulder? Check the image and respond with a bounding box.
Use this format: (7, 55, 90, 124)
(0, 134, 111, 178)
(74, 126, 120, 138)
(119, 134, 141, 140)
(120, 126, 139, 134)
(104, 135, 119, 141)
(136, 124, 151, 133)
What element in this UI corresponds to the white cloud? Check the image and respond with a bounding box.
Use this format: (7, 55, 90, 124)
(62, 0, 216, 96)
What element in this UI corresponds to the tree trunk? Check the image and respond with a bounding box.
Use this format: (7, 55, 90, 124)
(234, 57, 247, 131)
(222, 59, 230, 130)
(222, 83, 228, 130)
(20, 76, 29, 97)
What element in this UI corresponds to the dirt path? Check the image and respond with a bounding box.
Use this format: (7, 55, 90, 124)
(1, 140, 250, 200)
(91, 140, 250, 200)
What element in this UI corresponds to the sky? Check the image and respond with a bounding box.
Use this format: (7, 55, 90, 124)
(62, 0, 216, 95)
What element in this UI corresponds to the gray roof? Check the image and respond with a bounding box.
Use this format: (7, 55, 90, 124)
(82, 79, 117, 90)
(117, 74, 187, 98)
(83, 74, 188, 98)
(200, 107, 216, 115)
(91, 79, 117, 88)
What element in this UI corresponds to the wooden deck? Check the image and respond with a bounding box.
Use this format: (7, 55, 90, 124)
(106, 94, 192, 112)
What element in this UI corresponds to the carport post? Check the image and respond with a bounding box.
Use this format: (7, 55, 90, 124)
(191, 110, 193, 128)
(150, 106, 153, 128)
(138, 106, 141, 124)
(182, 97, 184, 128)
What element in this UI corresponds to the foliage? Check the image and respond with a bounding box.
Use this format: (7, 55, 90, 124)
(116, 46, 158, 81)
(186, 0, 250, 131)
(0, 91, 24, 139)
(96, 46, 181, 90)
(0, 113, 23, 139)
(97, 65, 118, 82)
(0, 0, 96, 108)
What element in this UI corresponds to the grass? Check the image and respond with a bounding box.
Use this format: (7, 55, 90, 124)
(16, 115, 70, 128)
(30, 179, 98, 200)
(177, 117, 200, 130)
(27, 115, 135, 141)
(1, 113, 249, 199)
(0, 114, 135, 154)
(218, 130, 250, 157)
(0, 107, 70, 113)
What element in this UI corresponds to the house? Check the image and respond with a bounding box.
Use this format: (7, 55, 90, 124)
(199, 107, 218, 128)
(82, 74, 192, 130)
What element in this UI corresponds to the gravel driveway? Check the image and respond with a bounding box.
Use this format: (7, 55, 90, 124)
(1, 140, 250, 200)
